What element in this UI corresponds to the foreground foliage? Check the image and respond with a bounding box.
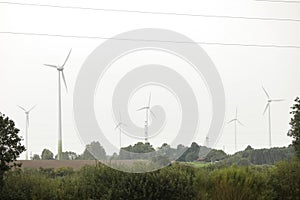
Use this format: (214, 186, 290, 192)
(288, 97, 300, 159)
(0, 159, 299, 200)
(0, 113, 25, 186)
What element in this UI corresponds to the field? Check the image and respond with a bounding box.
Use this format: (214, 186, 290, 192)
(181, 161, 210, 168)
(17, 160, 149, 170)
(18, 160, 97, 170)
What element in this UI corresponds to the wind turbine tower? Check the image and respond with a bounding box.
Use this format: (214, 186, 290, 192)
(44, 49, 72, 160)
(228, 107, 244, 152)
(18, 104, 36, 160)
(115, 112, 127, 148)
(262, 86, 284, 148)
(137, 93, 156, 143)
(205, 136, 209, 148)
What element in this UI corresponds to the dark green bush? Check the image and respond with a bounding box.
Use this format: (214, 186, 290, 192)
(207, 165, 273, 200)
(270, 159, 300, 200)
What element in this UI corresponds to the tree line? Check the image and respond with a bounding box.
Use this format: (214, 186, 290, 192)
(1, 97, 300, 199)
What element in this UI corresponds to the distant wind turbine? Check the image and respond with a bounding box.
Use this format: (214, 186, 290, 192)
(205, 136, 209, 148)
(44, 49, 72, 160)
(228, 107, 244, 152)
(17, 104, 37, 160)
(137, 93, 156, 143)
(262, 86, 284, 148)
(115, 112, 127, 148)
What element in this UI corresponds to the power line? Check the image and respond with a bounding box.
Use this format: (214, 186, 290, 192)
(255, 0, 300, 3)
(0, 1, 300, 23)
(0, 31, 300, 49)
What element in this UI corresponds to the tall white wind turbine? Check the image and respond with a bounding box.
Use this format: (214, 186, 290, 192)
(262, 86, 284, 148)
(115, 112, 127, 148)
(17, 104, 37, 160)
(137, 93, 156, 143)
(228, 107, 244, 152)
(44, 49, 72, 160)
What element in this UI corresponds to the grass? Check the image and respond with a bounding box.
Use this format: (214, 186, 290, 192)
(180, 162, 210, 168)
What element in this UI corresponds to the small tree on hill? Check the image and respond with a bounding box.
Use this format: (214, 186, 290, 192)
(55, 151, 78, 160)
(32, 154, 40, 160)
(80, 141, 106, 160)
(0, 113, 25, 185)
(288, 97, 300, 159)
(41, 149, 54, 160)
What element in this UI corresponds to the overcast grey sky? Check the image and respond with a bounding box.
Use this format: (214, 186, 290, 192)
(1, 0, 300, 158)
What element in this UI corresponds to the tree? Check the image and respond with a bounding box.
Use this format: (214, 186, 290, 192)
(0, 113, 25, 185)
(157, 143, 178, 160)
(288, 97, 300, 159)
(32, 154, 40, 160)
(245, 145, 254, 151)
(177, 142, 200, 162)
(41, 149, 54, 160)
(130, 142, 155, 153)
(64, 151, 78, 160)
(204, 149, 227, 162)
(55, 151, 78, 160)
(271, 159, 300, 199)
(80, 141, 106, 160)
(79, 148, 95, 160)
(119, 142, 155, 160)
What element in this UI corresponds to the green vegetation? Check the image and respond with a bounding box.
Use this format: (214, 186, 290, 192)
(32, 154, 41, 160)
(288, 97, 300, 159)
(41, 149, 54, 160)
(119, 142, 155, 160)
(0, 113, 25, 186)
(218, 145, 295, 166)
(78, 141, 106, 160)
(37, 142, 106, 161)
(0, 160, 299, 199)
(181, 162, 209, 168)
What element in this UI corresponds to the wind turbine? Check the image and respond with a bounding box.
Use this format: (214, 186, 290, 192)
(115, 112, 127, 148)
(262, 86, 284, 148)
(228, 107, 244, 152)
(44, 49, 72, 160)
(205, 136, 209, 148)
(17, 104, 37, 160)
(137, 93, 156, 143)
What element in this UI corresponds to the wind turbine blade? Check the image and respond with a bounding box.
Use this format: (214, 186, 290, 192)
(115, 123, 121, 130)
(28, 104, 37, 112)
(263, 103, 269, 115)
(262, 86, 270, 99)
(44, 64, 57, 68)
(119, 111, 122, 122)
(148, 93, 151, 107)
(227, 119, 236, 124)
(61, 71, 68, 93)
(271, 99, 285, 102)
(115, 122, 127, 130)
(237, 120, 245, 126)
(137, 107, 148, 111)
(236, 107, 238, 119)
(62, 48, 72, 67)
(17, 105, 26, 112)
(150, 110, 156, 119)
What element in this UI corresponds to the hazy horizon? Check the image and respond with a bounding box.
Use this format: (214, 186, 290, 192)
(1, 0, 300, 158)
